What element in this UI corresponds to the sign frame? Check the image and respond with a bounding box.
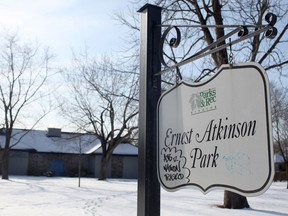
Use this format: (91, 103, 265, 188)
(157, 62, 274, 196)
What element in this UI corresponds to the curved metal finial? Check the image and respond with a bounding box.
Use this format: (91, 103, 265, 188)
(265, 13, 277, 26)
(159, 26, 181, 68)
(265, 12, 278, 39)
(238, 26, 249, 37)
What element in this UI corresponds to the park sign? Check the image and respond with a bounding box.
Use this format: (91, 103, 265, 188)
(157, 62, 274, 197)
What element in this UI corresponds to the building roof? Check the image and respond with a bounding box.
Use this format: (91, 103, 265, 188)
(274, 153, 285, 163)
(94, 143, 138, 156)
(0, 128, 138, 155)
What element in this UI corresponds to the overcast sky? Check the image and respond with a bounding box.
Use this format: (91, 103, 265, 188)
(0, 0, 131, 64)
(0, 0, 137, 131)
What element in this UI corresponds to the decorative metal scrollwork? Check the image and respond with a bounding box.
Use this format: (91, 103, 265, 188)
(158, 12, 278, 76)
(265, 13, 278, 39)
(238, 26, 248, 37)
(265, 13, 277, 26)
(159, 26, 181, 69)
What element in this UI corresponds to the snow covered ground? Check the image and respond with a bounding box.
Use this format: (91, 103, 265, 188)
(0, 176, 287, 216)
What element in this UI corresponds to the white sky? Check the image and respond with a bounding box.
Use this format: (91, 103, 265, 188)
(0, 0, 131, 63)
(0, 0, 136, 131)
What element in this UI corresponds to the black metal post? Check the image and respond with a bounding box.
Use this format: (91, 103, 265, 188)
(137, 4, 161, 216)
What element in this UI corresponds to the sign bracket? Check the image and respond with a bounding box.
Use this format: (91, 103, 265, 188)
(157, 13, 278, 76)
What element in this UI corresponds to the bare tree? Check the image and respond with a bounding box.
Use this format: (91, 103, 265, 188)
(116, 0, 288, 209)
(0, 34, 54, 180)
(117, 0, 288, 79)
(56, 132, 98, 187)
(71, 134, 98, 187)
(270, 82, 288, 188)
(60, 53, 139, 180)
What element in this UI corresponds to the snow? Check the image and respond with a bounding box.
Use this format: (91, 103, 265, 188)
(0, 176, 287, 216)
(95, 143, 138, 155)
(0, 129, 138, 155)
(0, 129, 99, 154)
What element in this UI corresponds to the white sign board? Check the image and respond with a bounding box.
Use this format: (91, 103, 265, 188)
(157, 63, 274, 196)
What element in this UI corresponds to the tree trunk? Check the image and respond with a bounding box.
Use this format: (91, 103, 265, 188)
(1, 149, 10, 180)
(78, 153, 82, 187)
(286, 162, 288, 189)
(223, 191, 250, 209)
(98, 155, 109, 180)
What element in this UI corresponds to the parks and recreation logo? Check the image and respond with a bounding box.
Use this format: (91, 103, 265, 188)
(189, 88, 217, 115)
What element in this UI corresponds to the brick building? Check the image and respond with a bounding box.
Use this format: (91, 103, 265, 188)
(0, 128, 138, 179)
